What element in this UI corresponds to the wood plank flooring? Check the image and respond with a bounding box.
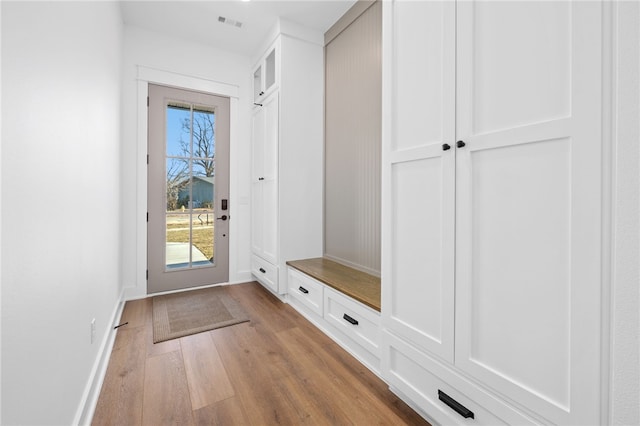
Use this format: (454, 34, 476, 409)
(92, 282, 429, 425)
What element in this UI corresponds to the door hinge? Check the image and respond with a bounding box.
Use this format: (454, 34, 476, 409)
(147, 96, 149, 107)
(147, 154, 149, 164)
(146, 212, 149, 222)
(146, 270, 148, 280)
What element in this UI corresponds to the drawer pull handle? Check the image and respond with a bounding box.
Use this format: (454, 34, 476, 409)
(298, 286, 309, 294)
(438, 390, 474, 419)
(259, 268, 266, 273)
(343, 313, 359, 325)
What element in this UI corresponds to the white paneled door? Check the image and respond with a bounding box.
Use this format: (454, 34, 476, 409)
(251, 93, 279, 265)
(454, 1, 603, 423)
(382, 0, 456, 363)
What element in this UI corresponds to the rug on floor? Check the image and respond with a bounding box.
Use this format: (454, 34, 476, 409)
(152, 286, 250, 343)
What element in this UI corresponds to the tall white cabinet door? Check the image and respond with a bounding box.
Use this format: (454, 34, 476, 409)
(382, 0, 456, 363)
(251, 105, 265, 256)
(261, 93, 279, 265)
(454, 2, 603, 424)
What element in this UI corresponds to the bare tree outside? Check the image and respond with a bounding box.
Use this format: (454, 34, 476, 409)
(179, 110, 215, 177)
(164, 106, 217, 263)
(166, 109, 215, 210)
(166, 158, 188, 211)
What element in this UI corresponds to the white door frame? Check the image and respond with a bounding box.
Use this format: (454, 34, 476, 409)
(134, 66, 240, 296)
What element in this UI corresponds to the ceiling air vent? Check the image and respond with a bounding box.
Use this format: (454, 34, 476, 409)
(218, 16, 243, 28)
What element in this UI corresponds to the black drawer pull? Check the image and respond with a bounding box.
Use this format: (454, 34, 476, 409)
(298, 286, 309, 294)
(343, 313, 359, 325)
(438, 390, 474, 419)
(259, 268, 266, 273)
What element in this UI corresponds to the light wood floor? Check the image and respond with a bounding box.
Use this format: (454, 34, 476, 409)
(92, 282, 429, 425)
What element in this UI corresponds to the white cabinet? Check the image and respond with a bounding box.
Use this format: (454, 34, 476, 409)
(382, 0, 456, 364)
(253, 43, 278, 103)
(324, 286, 381, 373)
(381, 1, 606, 424)
(250, 28, 324, 294)
(251, 93, 278, 265)
(288, 267, 324, 317)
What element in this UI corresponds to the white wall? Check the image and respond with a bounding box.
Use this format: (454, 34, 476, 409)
(120, 26, 252, 299)
(1, 2, 123, 424)
(0, 2, 3, 422)
(611, 1, 640, 424)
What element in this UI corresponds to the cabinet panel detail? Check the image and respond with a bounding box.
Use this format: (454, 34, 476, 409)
(391, 159, 443, 341)
(391, 1, 453, 151)
(288, 268, 324, 317)
(467, 137, 571, 409)
(466, 1, 571, 135)
(324, 287, 380, 356)
(385, 336, 509, 426)
(251, 254, 278, 293)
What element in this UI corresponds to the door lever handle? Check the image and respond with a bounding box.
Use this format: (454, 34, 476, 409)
(217, 215, 228, 221)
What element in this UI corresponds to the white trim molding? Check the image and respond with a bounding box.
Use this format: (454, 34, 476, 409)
(73, 293, 126, 426)
(126, 66, 242, 300)
(137, 66, 240, 99)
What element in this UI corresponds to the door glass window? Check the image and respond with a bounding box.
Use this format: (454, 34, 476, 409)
(165, 103, 216, 269)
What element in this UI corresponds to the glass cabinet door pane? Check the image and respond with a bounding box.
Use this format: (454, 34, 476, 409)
(253, 65, 262, 101)
(265, 48, 276, 90)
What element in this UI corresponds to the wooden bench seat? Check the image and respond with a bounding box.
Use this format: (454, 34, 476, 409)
(286, 257, 381, 312)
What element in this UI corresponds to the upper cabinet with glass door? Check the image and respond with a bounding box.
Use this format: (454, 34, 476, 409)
(253, 42, 279, 103)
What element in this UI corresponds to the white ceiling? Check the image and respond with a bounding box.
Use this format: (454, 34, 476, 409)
(120, 0, 356, 58)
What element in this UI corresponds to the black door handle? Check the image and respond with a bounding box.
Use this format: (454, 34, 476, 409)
(438, 390, 474, 419)
(298, 286, 309, 294)
(217, 215, 228, 221)
(456, 140, 466, 148)
(343, 314, 359, 325)
(259, 268, 266, 273)
(442, 143, 451, 151)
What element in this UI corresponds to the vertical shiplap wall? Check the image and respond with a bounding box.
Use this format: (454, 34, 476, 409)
(324, 1, 382, 275)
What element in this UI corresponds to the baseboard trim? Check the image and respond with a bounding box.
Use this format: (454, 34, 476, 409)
(73, 289, 126, 426)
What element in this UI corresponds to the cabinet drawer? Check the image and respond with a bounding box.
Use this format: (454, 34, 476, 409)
(252, 255, 278, 293)
(324, 287, 381, 356)
(384, 332, 536, 425)
(288, 268, 324, 316)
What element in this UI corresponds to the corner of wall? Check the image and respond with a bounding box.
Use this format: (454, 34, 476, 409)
(610, 0, 640, 424)
(0, 2, 3, 422)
